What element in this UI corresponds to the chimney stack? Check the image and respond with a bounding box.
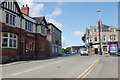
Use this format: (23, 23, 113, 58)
(21, 4, 29, 16)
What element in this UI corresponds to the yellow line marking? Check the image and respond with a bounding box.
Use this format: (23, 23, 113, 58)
(75, 58, 100, 80)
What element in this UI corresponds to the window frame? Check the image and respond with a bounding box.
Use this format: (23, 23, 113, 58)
(25, 20, 33, 32)
(1, 32, 18, 49)
(94, 37, 97, 42)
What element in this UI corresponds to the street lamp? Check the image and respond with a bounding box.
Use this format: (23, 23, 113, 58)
(96, 9, 103, 55)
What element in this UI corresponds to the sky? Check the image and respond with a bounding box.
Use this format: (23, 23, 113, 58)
(17, 0, 118, 48)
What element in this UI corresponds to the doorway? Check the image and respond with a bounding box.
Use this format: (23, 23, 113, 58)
(95, 48, 98, 54)
(21, 38, 25, 56)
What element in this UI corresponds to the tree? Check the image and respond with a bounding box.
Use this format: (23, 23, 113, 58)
(64, 47, 71, 53)
(62, 48, 65, 53)
(82, 33, 86, 43)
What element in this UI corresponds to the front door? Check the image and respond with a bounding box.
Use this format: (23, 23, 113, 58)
(21, 38, 25, 56)
(95, 48, 98, 54)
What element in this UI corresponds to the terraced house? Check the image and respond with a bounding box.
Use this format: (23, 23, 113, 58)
(0, 0, 49, 63)
(85, 21, 119, 55)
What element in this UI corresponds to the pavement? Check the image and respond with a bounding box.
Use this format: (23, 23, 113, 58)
(1, 54, 119, 80)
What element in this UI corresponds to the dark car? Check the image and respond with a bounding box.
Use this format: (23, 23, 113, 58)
(117, 49, 120, 56)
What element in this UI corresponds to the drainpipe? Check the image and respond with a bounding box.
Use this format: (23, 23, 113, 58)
(35, 24, 38, 58)
(20, 18, 23, 60)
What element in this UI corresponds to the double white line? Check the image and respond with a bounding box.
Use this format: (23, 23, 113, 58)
(75, 58, 100, 80)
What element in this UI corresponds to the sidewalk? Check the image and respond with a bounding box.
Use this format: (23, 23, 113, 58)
(1, 54, 69, 67)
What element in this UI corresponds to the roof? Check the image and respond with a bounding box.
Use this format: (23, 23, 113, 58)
(0, 0, 23, 17)
(33, 16, 44, 24)
(71, 46, 83, 48)
(102, 24, 110, 30)
(47, 22, 62, 32)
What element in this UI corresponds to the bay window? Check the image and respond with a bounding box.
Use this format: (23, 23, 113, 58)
(2, 33, 17, 48)
(6, 13, 9, 24)
(25, 20, 33, 32)
(41, 25, 46, 35)
(6, 12, 15, 26)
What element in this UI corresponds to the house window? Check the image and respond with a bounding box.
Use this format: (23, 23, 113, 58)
(25, 20, 33, 32)
(8, 2, 10, 9)
(10, 14, 12, 25)
(114, 35, 116, 40)
(13, 16, 15, 26)
(13, 3, 14, 11)
(95, 37, 97, 41)
(53, 27, 55, 32)
(11, 2, 12, 10)
(103, 46, 107, 51)
(5, 2, 7, 8)
(110, 28, 114, 32)
(103, 35, 106, 41)
(41, 40, 45, 51)
(94, 29, 97, 33)
(2, 33, 17, 48)
(110, 35, 116, 41)
(6, 12, 15, 26)
(6, 13, 9, 24)
(41, 25, 46, 35)
(33, 42, 35, 50)
(25, 21, 28, 30)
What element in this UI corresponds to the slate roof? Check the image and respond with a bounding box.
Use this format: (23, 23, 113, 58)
(33, 16, 44, 24)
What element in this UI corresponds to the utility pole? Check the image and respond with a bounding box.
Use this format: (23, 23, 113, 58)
(96, 10, 103, 55)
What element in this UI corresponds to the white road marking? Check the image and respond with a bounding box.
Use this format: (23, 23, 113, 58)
(75, 58, 100, 80)
(11, 66, 44, 76)
(82, 59, 98, 79)
(51, 60, 65, 64)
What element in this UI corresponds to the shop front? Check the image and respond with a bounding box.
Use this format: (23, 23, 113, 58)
(22, 32, 36, 59)
(109, 43, 118, 55)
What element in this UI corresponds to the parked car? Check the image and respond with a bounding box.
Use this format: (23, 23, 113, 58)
(117, 49, 120, 56)
(66, 52, 70, 54)
(71, 51, 75, 54)
(80, 48, 88, 56)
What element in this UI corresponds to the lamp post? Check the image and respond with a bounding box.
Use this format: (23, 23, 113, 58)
(96, 10, 103, 55)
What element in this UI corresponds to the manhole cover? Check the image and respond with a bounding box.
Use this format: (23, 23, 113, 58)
(56, 66, 61, 68)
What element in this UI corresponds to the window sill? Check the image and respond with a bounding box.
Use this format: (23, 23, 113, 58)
(2, 47, 18, 49)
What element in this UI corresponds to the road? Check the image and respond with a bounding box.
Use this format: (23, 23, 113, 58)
(1, 54, 118, 79)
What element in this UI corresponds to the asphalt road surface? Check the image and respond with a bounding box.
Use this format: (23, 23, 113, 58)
(1, 54, 118, 79)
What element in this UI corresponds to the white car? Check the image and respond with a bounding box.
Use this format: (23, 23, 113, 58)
(80, 49, 88, 56)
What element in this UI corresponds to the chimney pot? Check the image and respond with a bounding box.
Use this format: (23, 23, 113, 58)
(21, 4, 29, 16)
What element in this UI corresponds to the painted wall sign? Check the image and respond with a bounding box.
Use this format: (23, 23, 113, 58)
(110, 44, 118, 54)
(26, 33, 35, 38)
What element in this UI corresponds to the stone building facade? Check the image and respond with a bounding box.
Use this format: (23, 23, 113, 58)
(85, 21, 119, 55)
(46, 23, 62, 56)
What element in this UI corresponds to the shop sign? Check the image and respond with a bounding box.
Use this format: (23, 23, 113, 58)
(26, 33, 35, 38)
(26, 44, 28, 52)
(110, 44, 118, 54)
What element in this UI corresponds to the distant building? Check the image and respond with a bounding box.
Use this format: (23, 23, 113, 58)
(46, 23, 62, 56)
(71, 46, 83, 54)
(118, 29, 120, 50)
(85, 21, 119, 55)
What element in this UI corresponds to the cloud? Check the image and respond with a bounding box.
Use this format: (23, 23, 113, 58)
(46, 8, 62, 17)
(62, 36, 67, 48)
(48, 18, 62, 30)
(62, 36, 65, 42)
(72, 31, 85, 36)
(17, 0, 44, 17)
